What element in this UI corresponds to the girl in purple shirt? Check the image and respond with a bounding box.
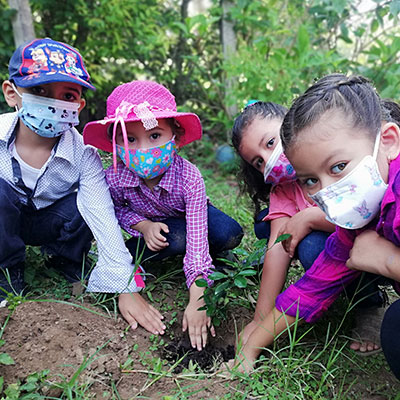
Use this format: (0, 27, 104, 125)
(84, 80, 243, 351)
(229, 73, 400, 373)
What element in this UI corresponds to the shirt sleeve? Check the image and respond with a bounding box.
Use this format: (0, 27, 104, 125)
(106, 176, 146, 237)
(182, 173, 214, 289)
(275, 228, 359, 323)
(76, 147, 140, 293)
(264, 183, 299, 221)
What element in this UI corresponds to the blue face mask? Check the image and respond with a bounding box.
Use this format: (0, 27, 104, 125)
(17, 92, 80, 138)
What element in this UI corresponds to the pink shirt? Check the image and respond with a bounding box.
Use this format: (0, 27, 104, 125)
(264, 180, 315, 221)
(105, 155, 213, 289)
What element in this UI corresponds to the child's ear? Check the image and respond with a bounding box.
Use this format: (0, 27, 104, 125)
(2, 80, 19, 108)
(381, 122, 400, 162)
(77, 98, 86, 113)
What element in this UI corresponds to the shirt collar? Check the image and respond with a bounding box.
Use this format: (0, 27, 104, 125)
(53, 130, 76, 163)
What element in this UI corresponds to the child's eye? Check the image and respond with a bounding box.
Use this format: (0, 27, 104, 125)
(266, 138, 275, 148)
(30, 86, 46, 96)
(254, 157, 263, 170)
(331, 162, 346, 174)
(63, 92, 78, 101)
(127, 137, 135, 143)
(302, 177, 318, 187)
(150, 133, 161, 140)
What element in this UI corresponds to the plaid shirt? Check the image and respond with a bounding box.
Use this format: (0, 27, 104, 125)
(0, 112, 139, 293)
(106, 155, 214, 288)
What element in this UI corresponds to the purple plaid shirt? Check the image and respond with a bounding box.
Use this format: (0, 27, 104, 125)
(105, 155, 214, 288)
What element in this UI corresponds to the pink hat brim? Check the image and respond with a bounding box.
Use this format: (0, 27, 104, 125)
(83, 111, 202, 152)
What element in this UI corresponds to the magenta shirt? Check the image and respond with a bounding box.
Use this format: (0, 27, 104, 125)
(276, 153, 400, 323)
(105, 155, 214, 289)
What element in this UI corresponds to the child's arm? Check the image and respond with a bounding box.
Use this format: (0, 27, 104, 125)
(132, 220, 169, 252)
(78, 149, 166, 334)
(181, 166, 215, 350)
(232, 228, 360, 372)
(278, 207, 335, 258)
(235, 307, 297, 372)
(240, 217, 291, 345)
(182, 277, 216, 351)
(347, 229, 400, 280)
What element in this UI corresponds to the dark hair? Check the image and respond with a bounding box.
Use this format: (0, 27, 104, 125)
(231, 101, 288, 217)
(281, 74, 383, 152)
(107, 117, 184, 144)
(382, 99, 400, 126)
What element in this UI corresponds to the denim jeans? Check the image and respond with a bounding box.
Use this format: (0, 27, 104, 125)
(0, 178, 93, 270)
(125, 204, 244, 264)
(381, 299, 400, 380)
(254, 207, 383, 308)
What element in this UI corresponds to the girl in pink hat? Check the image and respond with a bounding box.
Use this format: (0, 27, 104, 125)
(84, 80, 243, 350)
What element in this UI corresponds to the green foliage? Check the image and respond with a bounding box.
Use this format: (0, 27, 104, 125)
(195, 238, 267, 326)
(2, 1, 398, 141)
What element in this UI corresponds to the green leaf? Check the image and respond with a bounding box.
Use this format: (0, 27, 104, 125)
(195, 279, 208, 287)
(371, 18, 379, 33)
(390, 0, 400, 16)
(208, 271, 227, 281)
(274, 233, 291, 245)
(215, 281, 230, 296)
(234, 276, 248, 288)
(238, 269, 257, 276)
(0, 352, 14, 365)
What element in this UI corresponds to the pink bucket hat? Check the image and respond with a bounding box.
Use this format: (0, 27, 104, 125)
(83, 80, 202, 154)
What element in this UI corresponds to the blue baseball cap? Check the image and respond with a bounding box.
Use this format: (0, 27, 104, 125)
(8, 38, 95, 90)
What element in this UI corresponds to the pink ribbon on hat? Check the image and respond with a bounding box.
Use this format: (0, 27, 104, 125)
(111, 101, 159, 171)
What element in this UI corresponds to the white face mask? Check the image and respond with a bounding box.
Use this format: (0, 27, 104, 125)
(310, 133, 388, 229)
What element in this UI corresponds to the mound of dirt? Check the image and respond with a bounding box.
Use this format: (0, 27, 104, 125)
(0, 299, 242, 398)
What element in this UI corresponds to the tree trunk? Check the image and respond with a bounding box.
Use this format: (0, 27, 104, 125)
(8, 0, 36, 47)
(220, 0, 237, 123)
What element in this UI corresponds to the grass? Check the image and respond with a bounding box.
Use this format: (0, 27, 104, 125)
(0, 142, 399, 399)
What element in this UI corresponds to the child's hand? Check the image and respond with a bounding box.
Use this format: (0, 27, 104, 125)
(239, 320, 259, 348)
(182, 280, 216, 351)
(347, 229, 400, 279)
(136, 220, 169, 252)
(277, 207, 333, 257)
(118, 292, 166, 335)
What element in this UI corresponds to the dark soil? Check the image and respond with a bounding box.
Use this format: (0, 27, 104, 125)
(162, 336, 235, 373)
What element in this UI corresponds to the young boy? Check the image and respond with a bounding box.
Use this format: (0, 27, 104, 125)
(1, 38, 166, 335)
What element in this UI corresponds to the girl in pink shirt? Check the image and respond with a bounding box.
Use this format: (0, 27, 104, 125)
(229, 74, 400, 373)
(232, 101, 384, 353)
(231, 101, 335, 345)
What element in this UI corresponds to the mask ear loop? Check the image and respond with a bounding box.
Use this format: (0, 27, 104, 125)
(11, 83, 22, 111)
(372, 131, 381, 160)
(112, 116, 130, 171)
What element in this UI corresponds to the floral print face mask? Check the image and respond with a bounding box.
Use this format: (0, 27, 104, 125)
(263, 141, 296, 185)
(116, 137, 177, 179)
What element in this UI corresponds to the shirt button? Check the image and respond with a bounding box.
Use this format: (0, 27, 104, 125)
(13, 177, 18, 183)
(154, 186, 160, 191)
